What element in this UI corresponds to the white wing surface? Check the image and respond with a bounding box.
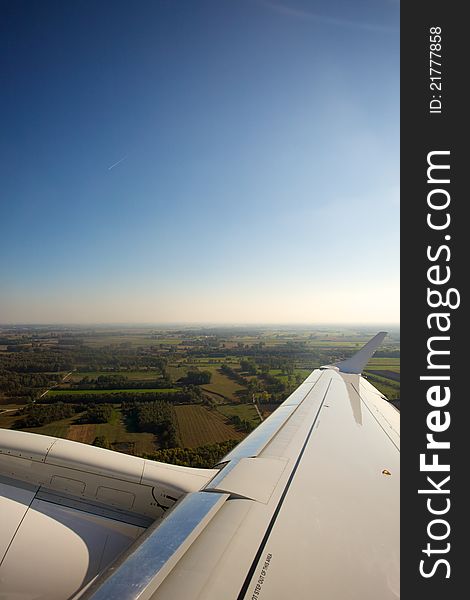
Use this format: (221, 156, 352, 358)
(0, 333, 399, 600)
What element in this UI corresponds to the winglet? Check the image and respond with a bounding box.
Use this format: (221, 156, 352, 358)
(334, 332, 387, 374)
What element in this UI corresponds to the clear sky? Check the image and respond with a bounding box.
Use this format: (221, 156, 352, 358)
(0, 0, 399, 325)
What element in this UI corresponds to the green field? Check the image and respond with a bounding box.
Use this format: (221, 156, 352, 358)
(24, 417, 77, 439)
(166, 362, 246, 401)
(174, 405, 244, 447)
(216, 403, 261, 426)
(200, 366, 245, 401)
(365, 357, 400, 372)
(295, 368, 312, 379)
(364, 372, 400, 400)
(166, 365, 189, 380)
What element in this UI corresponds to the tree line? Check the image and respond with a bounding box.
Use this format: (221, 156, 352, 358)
(144, 439, 239, 468)
(123, 401, 179, 449)
(39, 387, 203, 405)
(72, 373, 173, 390)
(13, 402, 79, 429)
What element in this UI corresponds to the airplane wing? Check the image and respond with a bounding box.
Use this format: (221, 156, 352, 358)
(0, 333, 399, 600)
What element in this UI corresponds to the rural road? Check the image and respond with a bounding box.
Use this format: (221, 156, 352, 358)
(38, 370, 75, 400)
(253, 400, 264, 422)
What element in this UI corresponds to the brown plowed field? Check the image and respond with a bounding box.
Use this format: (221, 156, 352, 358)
(67, 424, 96, 443)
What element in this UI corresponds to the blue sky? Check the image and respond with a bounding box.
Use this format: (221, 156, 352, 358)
(0, 0, 399, 324)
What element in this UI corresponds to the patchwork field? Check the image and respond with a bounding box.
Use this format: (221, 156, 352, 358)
(23, 415, 79, 439)
(166, 362, 245, 401)
(7, 407, 157, 454)
(0, 325, 400, 465)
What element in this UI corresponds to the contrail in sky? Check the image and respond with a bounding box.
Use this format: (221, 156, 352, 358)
(260, 0, 397, 34)
(108, 155, 128, 170)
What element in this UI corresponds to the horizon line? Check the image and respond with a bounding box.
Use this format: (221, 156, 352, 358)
(0, 321, 400, 328)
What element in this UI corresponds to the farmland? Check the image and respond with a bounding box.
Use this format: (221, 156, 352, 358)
(216, 403, 261, 427)
(46, 388, 178, 396)
(365, 357, 400, 374)
(174, 405, 245, 447)
(0, 324, 400, 465)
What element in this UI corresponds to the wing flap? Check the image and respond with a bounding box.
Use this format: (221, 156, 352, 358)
(0, 475, 145, 600)
(79, 491, 229, 600)
(205, 457, 288, 503)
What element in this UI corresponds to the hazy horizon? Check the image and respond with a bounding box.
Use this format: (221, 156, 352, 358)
(1, 1, 399, 325)
(0, 320, 400, 329)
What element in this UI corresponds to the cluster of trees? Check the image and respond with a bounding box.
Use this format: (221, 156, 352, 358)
(258, 372, 288, 393)
(74, 347, 168, 373)
(0, 346, 74, 401)
(92, 436, 111, 448)
(227, 415, 256, 433)
(123, 401, 179, 448)
(0, 349, 74, 373)
(0, 371, 61, 398)
(145, 439, 239, 468)
(220, 364, 248, 386)
(77, 403, 114, 424)
(13, 402, 79, 429)
(240, 359, 257, 375)
(180, 370, 212, 385)
(220, 363, 292, 400)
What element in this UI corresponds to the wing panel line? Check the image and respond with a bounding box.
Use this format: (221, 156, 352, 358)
(0, 486, 38, 568)
(235, 378, 333, 600)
